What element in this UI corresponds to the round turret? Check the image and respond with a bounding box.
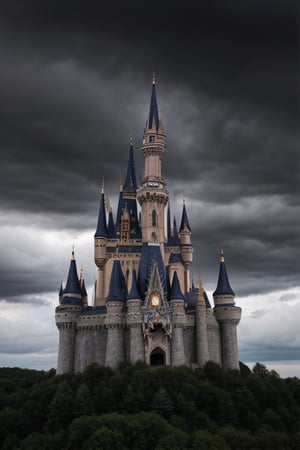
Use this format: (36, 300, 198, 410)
(213, 250, 241, 370)
(179, 201, 193, 267)
(94, 236, 107, 269)
(180, 241, 194, 267)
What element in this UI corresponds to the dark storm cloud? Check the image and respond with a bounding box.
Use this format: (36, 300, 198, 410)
(0, 1, 298, 301)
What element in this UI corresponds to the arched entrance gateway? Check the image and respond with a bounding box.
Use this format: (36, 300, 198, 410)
(150, 347, 165, 366)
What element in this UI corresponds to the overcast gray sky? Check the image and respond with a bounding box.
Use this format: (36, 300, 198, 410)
(0, 1, 299, 376)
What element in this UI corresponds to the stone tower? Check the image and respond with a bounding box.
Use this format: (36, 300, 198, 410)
(213, 250, 241, 370)
(55, 77, 242, 374)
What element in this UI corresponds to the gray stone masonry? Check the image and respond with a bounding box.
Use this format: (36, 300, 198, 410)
(196, 301, 209, 367)
(105, 300, 125, 368)
(214, 306, 241, 370)
(170, 299, 186, 366)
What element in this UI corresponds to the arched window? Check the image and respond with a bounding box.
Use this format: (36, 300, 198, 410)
(152, 210, 157, 226)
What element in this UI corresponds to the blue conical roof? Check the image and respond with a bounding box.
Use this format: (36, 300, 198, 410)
(171, 217, 180, 245)
(95, 191, 108, 237)
(148, 79, 159, 130)
(127, 269, 141, 300)
(179, 202, 191, 232)
(106, 260, 126, 301)
(81, 278, 88, 297)
(63, 251, 82, 295)
(170, 271, 185, 300)
(107, 209, 115, 237)
(123, 143, 137, 193)
(213, 251, 235, 297)
(166, 203, 180, 246)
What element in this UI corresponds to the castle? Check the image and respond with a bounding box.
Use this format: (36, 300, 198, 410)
(55, 77, 241, 374)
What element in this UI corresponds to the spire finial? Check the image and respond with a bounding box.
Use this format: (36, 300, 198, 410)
(183, 196, 185, 205)
(80, 266, 83, 280)
(71, 244, 75, 260)
(129, 132, 133, 145)
(101, 176, 105, 194)
(220, 248, 225, 263)
(152, 68, 156, 85)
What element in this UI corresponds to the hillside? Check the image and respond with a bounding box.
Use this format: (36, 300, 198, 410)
(0, 362, 300, 449)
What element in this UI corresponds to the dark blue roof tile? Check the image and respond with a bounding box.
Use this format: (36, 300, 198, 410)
(95, 192, 108, 237)
(81, 278, 88, 297)
(127, 269, 141, 300)
(107, 209, 115, 237)
(179, 202, 191, 232)
(106, 259, 126, 301)
(148, 80, 159, 130)
(213, 251, 235, 297)
(61, 296, 83, 306)
(63, 253, 82, 296)
(123, 143, 137, 193)
(170, 271, 185, 300)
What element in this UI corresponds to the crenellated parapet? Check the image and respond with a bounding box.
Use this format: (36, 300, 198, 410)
(213, 307, 242, 324)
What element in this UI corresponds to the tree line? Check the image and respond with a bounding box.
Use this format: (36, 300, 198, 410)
(0, 361, 300, 449)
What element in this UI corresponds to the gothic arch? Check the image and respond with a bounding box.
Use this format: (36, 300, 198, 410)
(150, 347, 165, 366)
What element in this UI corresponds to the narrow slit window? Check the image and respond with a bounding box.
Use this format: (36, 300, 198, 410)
(152, 210, 157, 226)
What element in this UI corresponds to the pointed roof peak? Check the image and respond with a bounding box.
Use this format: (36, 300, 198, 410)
(95, 189, 108, 237)
(213, 250, 235, 297)
(107, 259, 126, 301)
(71, 244, 75, 260)
(179, 200, 191, 232)
(63, 253, 82, 296)
(123, 139, 137, 193)
(107, 208, 115, 237)
(127, 269, 141, 300)
(148, 74, 159, 130)
(170, 271, 184, 300)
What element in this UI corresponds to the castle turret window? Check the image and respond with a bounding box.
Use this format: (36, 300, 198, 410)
(152, 210, 157, 226)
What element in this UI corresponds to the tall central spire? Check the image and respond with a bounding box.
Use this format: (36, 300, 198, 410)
(137, 74, 168, 245)
(123, 137, 137, 193)
(148, 73, 159, 130)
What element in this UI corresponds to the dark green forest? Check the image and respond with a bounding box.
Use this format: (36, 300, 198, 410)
(0, 362, 300, 449)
